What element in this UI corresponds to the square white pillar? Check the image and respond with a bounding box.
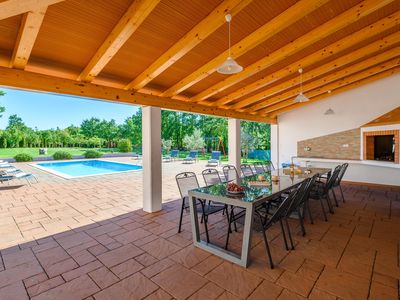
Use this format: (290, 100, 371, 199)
(142, 106, 162, 213)
(228, 118, 241, 170)
(270, 124, 279, 169)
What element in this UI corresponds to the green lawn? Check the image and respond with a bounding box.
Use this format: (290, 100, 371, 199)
(0, 147, 118, 158)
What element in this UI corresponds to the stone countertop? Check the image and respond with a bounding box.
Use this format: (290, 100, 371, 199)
(295, 157, 400, 169)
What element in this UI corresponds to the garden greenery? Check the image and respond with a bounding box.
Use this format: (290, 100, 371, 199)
(53, 151, 73, 160)
(83, 150, 102, 158)
(118, 139, 132, 153)
(14, 153, 33, 162)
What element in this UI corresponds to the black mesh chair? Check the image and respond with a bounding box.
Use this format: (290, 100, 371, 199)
(240, 164, 254, 177)
(253, 162, 266, 174)
(263, 161, 275, 172)
(175, 172, 226, 242)
(255, 188, 299, 269)
(281, 176, 318, 249)
(309, 166, 341, 221)
(222, 165, 239, 182)
(334, 163, 348, 203)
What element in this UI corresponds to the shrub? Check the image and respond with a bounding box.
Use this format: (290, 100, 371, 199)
(118, 139, 132, 153)
(84, 150, 102, 158)
(53, 151, 72, 160)
(14, 153, 33, 162)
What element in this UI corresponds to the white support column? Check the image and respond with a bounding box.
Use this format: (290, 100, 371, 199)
(270, 124, 279, 169)
(142, 106, 162, 213)
(228, 118, 241, 170)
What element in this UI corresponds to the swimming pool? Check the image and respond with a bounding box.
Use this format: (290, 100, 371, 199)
(33, 160, 142, 179)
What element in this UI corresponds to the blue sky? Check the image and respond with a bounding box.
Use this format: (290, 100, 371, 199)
(0, 88, 138, 130)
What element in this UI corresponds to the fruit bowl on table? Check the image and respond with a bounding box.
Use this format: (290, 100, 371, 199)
(226, 182, 245, 195)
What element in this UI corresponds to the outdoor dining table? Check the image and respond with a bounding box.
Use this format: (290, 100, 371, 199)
(188, 167, 331, 267)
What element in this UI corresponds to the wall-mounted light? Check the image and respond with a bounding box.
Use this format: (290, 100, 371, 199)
(304, 146, 311, 151)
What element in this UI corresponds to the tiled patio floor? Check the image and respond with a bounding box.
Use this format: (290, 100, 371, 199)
(0, 159, 399, 299)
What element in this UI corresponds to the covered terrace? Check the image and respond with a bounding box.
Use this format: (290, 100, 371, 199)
(0, 0, 399, 299)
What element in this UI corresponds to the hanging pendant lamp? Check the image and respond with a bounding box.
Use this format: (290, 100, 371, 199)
(217, 14, 243, 75)
(294, 68, 309, 103)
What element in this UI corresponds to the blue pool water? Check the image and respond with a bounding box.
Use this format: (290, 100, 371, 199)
(35, 160, 142, 178)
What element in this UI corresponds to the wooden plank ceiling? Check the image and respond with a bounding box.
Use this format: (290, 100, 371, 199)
(0, 0, 399, 124)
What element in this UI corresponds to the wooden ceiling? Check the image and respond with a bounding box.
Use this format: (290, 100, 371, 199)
(0, 0, 399, 124)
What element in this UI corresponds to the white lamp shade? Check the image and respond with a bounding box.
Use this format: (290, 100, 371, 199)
(217, 56, 243, 74)
(294, 92, 309, 103)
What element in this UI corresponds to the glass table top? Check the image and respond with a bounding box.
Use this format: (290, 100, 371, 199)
(190, 167, 329, 203)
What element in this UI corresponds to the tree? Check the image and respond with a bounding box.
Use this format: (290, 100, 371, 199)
(0, 90, 5, 119)
(7, 114, 26, 130)
(162, 139, 172, 153)
(241, 128, 256, 162)
(80, 117, 101, 137)
(183, 128, 204, 150)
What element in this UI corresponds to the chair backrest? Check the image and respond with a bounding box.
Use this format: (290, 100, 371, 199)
(285, 178, 312, 216)
(189, 150, 198, 158)
(336, 163, 348, 185)
(263, 160, 275, 172)
(176, 172, 199, 200)
(323, 165, 341, 193)
(240, 164, 254, 177)
(265, 188, 297, 228)
(171, 150, 179, 157)
(210, 151, 221, 160)
(202, 168, 222, 186)
(222, 165, 239, 182)
(253, 162, 265, 174)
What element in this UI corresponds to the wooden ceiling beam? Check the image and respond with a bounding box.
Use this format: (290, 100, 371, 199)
(239, 32, 400, 112)
(191, 0, 394, 104)
(0, 67, 275, 124)
(262, 60, 400, 115)
(160, 0, 330, 97)
(255, 49, 400, 114)
(78, 0, 161, 82)
(268, 67, 400, 117)
(124, 0, 252, 91)
(0, 0, 64, 20)
(212, 9, 400, 108)
(9, 7, 48, 69)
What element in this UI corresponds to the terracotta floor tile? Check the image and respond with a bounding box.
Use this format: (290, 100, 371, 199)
(135, 253, 159, 267)
(143, 288, 173, 300)
(316, 267, 370, 300)
(96, 244, 143, 268)
(152, 264, 208, 300)
(188, 282, 224, 300)
(277, 288, 307, 300)
(216, 291, 241, 300)
(276, 270, 314, 297)
(170, 245, 211, 268)
(372, 272, 398, 288)
(88, 266, 119, 289)
(140, 238, 181, 259)
(191, 255, 223, 277)
(110, 258, 144, 279)
(94, 272, 158, 300)
(30, 274, 99, 300)
(369, 281, 398, 300)
(27, 276, 65, 297)
(308, 287, 337, 300)
(0, 281, 29, 300)
(141, 258, 176, 278)
(206, 262, 263, 298)
(247, 280, 283, 300)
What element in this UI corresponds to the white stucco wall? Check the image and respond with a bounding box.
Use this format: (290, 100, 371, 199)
(273, 74, 400, 185)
